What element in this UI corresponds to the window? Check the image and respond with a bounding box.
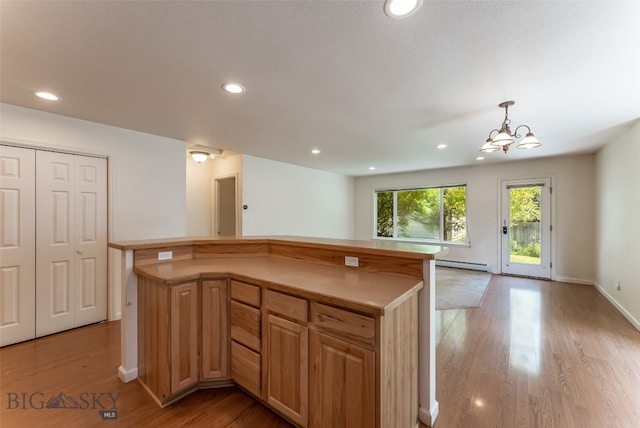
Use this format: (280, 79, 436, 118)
(375, 185, 467, 243)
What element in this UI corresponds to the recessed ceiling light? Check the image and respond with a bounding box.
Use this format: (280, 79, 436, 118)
(436, 144, 447, 149)
(476, 156, 485, 161)
(222, 83, 245, 94)
(311, 149, 321, 155)
(384, 0, 423, 18)
(35, 91, 60, 101)
(369, 166, 376, 171)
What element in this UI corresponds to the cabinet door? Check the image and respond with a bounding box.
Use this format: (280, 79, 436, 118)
(309, 331, 375, 428)
(201, 279, 229, 380)
(264, 314, 308, 427)
(171, 282, 198, 394)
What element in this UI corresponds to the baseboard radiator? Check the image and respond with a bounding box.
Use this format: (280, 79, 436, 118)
(436, 259, 491, 273)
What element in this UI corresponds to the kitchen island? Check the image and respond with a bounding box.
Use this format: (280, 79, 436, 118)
(108, 236, 446, 427)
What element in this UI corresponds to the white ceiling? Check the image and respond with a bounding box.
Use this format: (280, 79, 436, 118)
(2, 1, 639, 177)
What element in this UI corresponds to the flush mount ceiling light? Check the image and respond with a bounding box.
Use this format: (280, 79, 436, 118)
(311, 149, 321, 155)
(384, 0, 423, 18)
(35, 91, 60, 101)
(222, 83, 245, 94)
(480, 101, 541, 154)
(436, 144, 447, 149)
(189, 147, 222, 163)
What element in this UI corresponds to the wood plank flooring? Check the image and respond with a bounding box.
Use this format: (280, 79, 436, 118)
(434, 275, 640, 427)
(1, 275, 639, 427)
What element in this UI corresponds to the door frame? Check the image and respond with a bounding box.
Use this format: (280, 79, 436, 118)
(211, 173, 240, 237)
(498, 176, 556, 280)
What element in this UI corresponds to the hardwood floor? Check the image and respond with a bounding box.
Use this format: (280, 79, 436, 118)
(0, 321, 291, 427)
(434, 275, 640, 428)
(1, 275, 639, 427)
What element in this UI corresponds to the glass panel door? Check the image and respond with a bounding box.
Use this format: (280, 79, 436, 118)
(501, 179, 551, 279)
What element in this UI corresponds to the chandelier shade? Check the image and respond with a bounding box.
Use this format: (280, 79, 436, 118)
(517, 132, 541, 149)
(480, 139, 500, 153)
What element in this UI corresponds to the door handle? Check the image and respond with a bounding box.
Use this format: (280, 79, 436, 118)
(502, 226, 508, 235)
(77, 250, 83, 254)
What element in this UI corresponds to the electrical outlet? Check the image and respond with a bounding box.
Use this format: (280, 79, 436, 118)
(158, 251, 173, 261)
(615, 282, 621, 291)
(345, 256, 359, 267)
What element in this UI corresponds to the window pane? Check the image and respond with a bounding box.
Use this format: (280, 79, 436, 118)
(376, 191, 394, 237)
(443, 186, 467, 242)
(397, 189, 440, 239)
(509, 186, 541, 264)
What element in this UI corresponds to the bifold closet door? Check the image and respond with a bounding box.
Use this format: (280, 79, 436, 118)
(0, 146, 36, 346)
(36, 151, 107, 337)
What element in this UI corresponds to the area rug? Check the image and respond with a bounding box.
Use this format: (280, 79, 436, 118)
(435, 266, 492, 310)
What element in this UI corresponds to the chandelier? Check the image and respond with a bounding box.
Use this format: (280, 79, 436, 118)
(480, 101, 541, 154)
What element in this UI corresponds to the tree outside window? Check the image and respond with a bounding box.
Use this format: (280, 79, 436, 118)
(376, 185, 467, 243)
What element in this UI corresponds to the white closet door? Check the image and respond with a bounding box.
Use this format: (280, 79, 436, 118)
(36, 151, 77, 336)
(73, 155, 107, 326)
(36, 151, 107, 336)
(0, 146, 36, 346)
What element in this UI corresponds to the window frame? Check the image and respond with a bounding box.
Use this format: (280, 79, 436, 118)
(373, 183, 469, 246)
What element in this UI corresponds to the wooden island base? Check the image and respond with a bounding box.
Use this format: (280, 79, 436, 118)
(109, 237, 446, 428)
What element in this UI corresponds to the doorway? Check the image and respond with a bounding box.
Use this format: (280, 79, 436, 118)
(500, 178, 552, 279)
(213, 175, 237, 236)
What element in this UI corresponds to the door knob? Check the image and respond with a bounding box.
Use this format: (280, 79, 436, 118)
(77, 250, 83, 254)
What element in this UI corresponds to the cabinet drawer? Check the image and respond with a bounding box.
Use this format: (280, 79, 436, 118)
(264, 290, 308, 323)
(311, 303, 375, 346)
(230, 300, 261, 352)
(231, 341, 261, 398)
(231, 280, 261, 307)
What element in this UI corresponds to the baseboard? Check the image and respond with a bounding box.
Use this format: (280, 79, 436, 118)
(594, 282, 640, 331)
(555, 276, 594, 285)
(436, 259, 491, 273)
(419, 401, 439, 427)
(118, 365, 138, 383)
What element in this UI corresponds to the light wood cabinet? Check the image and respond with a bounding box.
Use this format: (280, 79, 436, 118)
(170, 281, 199, 394)
(309, 331, 375, 428)
(201, 279, 229, 381)
(230, 280, 262, 398)
(138, 277, 230, 405)
(230, 341, 261, 397)
(136, 269, 419, 426)
(230, 300, 261, 351)
(263, 290, 309, 427)
(264, 313, 308, 427)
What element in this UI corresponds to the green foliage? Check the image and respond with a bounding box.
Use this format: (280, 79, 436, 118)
(397, 189, 439, 237)
(510, 187, 541, 223)
(376, 192, 393, 237)
(376, 186, 467, 242)
(510, 240, 540, 258)
(443, 186, 466, 241)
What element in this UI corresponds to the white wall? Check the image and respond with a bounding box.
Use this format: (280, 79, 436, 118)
(186, 154, 214, 236)
(242, 155, 354, 239)
(595, 119, 640, 329)
(354, 154, 596, 283)
(1, 103, 187, 241)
